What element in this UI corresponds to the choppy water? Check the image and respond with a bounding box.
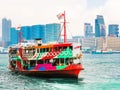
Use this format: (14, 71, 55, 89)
(0, 54, 120, 90)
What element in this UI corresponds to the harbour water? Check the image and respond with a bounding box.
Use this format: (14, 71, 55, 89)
(0, 54, 120, 90)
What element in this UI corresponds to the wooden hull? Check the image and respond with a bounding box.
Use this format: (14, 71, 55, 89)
(8, 64, 84, 78)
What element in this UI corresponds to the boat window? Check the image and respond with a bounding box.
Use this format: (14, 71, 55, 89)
(40, 48, 42, 52)
(30, 60, 36, 67)
(54, 47, 58, 51)
(45, 59, 50, 64)
(37, 60, 43, 64)
(33, 49, 36, 54)
(60, 59, 64, 65)
(25, 50, 29, 54)
(63, 46, 67, 50)
(69, 46, 73, 50)
(58, 47, 62, 51)
(52, 59, 58, 66)
(46, 48, 49, 52)
(37, 49, 39, 53)
(43, 48, 45, 52)
(49, 48, 52, 52)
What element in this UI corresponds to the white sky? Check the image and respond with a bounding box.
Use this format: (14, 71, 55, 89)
(0, 0, 120, 38)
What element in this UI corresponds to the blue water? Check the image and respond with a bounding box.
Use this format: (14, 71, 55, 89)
(0, 54, 120, 90)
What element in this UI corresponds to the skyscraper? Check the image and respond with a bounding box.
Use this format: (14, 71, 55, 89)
(10, 28, 18, 45)
(108, 24, 119, 37)
(84, 23, 94, 37)
(31, 25, 46, 43)
(45, 23, 61, 43)
(10, 23, 60, 45)
(95, 15, 106, 37)
(2, 18, 12, 48)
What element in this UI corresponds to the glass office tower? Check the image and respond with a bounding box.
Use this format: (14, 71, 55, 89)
(31, 25, 46, 43)
(95, 15, 106, 37)
(108, 24, 119, 37)
(45, 23, 61, 43)
(10, 23, 60, 45)
(2, 18, 12, 47)
(84, 23, 93, 37)
(10, 28, 18, 45)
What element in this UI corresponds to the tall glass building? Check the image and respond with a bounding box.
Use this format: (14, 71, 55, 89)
(2, 18, 12, 47)
(31, 25, 46, 43)
(10, 23, 60, 45)
(95, 15, 106, 37)
(10, 28, 18, 45)
(84, 23, 94, 38)
(108, 24, 119, 37)
(21, 26, 31, 40)
(45, 23, 61, 43)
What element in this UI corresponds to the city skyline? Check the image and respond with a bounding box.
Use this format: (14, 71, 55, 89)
(0, 0, 120, 37)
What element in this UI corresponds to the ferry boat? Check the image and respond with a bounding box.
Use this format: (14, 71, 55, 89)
(8, 11, 84, 78)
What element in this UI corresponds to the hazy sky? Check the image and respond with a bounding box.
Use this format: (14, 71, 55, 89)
(0, 0, 120, 37)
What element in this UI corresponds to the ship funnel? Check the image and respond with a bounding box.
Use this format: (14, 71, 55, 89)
(35, 38, 42, 46)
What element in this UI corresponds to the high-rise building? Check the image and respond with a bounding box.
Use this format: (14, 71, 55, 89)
(10, 25, 46, 44)
(108, 24, 119, 37)
(2, 18, 11, 47)
(45, 23, 61, 43)
(21, 26, 31, 40)
(10, 28, 18, 45)
(10, 23, 61, 45)
(31, 25, 46, 43)
(95, 15, 106, 37)
(84, 23, 94, 37)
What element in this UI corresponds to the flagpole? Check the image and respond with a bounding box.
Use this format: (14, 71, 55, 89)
(63, 11, 67, 43)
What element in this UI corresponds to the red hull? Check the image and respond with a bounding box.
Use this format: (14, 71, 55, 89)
(8, 64, 84, 78)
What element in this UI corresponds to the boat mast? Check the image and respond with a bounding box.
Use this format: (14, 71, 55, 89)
(63, 11, 67, 43)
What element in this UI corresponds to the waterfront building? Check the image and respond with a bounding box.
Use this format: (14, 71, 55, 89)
(96, 37, 104, 49)
(72, 36, 83, 43)
(95, 37, 120, 51)
(10, 28, 18, 45)
(82, 37, 96, 51)
(45, 23, 61, 43)
(2, 18, 12, 47)
(95, 15, 106, 37)
(108, 24, 119, 37)
(106, 37, 120, 51)
(10, 23, 60, 45)
(84, 23, 94, 38)
(72, 36, 120, 52)
(31, 25, 46, 43)
(20, 26, 31, 40)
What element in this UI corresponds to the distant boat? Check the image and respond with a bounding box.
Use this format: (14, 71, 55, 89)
(8, 11, 84, 78)
(92, 49, 113, 54)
